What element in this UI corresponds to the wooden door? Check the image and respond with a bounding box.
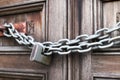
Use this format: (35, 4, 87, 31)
(92, 0, 120, 80)
(0, 0, 68, 80)
(74, 0, 120, 80)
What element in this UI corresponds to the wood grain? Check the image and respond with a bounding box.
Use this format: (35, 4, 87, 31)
(0, 1, 48, 80)
(93, 72, 120, 79)
(102, 0, 120, 2)
(47, 0, 68, 80)
(0, 0, 45, 7)
(0, 46, 30, 52)
(67, 0, 82, 80)
(0, 7, 44, 45)
(92, 55, 120, 73)
(0, 68, 47, 80)
(0, 53, 49, 69)
(92, 0, 120, 79)
(80, 0, 93, 80)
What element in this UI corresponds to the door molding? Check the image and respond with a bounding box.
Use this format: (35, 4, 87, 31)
(0, 68, 47, 80)
(0, 1, 44, 16)
(0, 1, 46, 52)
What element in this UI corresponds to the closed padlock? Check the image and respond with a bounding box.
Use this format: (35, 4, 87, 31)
(30, 43, 51, 65)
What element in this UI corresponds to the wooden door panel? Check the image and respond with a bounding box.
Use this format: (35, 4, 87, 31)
(0, 69, 47, 80)
(0, 11, 43, 46)
(0, 0, 69, 80)
(102, 0, 120, 2)
(94, 78, 119, 80)
(92, 54, 120, 73)
(91, 0, 120, 79)
(0, 54, 48, 69)
(0, 0, 45, 7)
(0, 1, 48, 80)
(103, 0, 120, 27)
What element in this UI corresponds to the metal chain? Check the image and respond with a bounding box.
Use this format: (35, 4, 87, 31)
(3, 22, 120, 55)
(3, 23, 35, 47)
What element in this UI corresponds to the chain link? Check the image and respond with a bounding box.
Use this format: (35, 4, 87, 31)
(3, 22, 120, 55)
(3, 23, 35, 47)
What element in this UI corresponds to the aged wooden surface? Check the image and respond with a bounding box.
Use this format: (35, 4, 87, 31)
(102, 0, 120, 2)
(2, 0, 120, 80)
(0, 11, 44, 46)
(47, 0, 67, 80)
(68, 0, 95, 80)
(67, 0, 94, 79)
(0, 0, 45, 7)
(0, 0, 48, 80)
(0, 0, 69, 80)
(80, 0, 93, 80)
(92, 0, 120, 79)
(94, 72, 120, 79)
(66, 0, 120, 80)
(92, 54, 120, 73)
(67, 0, 81, 80)
(67, 0, 120, 80)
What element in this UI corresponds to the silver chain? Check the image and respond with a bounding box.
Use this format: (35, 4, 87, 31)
(3, 23, 35, 46)
(3, 22, 120, 55)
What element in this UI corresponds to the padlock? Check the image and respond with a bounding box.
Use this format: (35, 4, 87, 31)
(30, 43, 51, 65)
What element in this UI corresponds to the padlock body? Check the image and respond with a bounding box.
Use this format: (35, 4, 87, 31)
(30, 43, 51, 65)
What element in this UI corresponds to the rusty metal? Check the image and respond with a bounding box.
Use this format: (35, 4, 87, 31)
(0, 22, 26, 36)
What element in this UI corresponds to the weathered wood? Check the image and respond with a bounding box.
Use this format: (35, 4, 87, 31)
(0, 1, 49, 80)
(93, 51, 120, 55)
(92, 0, 120, 79)
(93, 47, 120, 53)
(67, 0, 82, 80)
(0, 2, 45, 45)
(92, 55, 120, 73)
(93, 0, 102, 31)
(80, 0, 93, 80)
(0, 53, 49, 69)
(0, 0, 70, 79)
(68, 54, 81, 80)
(47, 0, 68, 80)
(0, 46, 30, 52)
(0, 2, 43, 16)
(102, 0, 120, 2)
(0, 0, 45, 7)
(68, 0, 80, 39)
(65, 0, 120, 80)
(93, 73, 120, 79)
(0, 68, 47, 79)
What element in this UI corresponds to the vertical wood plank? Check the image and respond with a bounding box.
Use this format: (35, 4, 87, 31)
(81, 0, 93, 35)
(47, 0, 68, 80)
(67, 0, 80, 39)
(103, 1, 120, 30)
(48, 0, 67, 41)
(68, 54, 81, 80)
(80, 0, 93, 80)
(93, 0, 103, 31)
(67, 0, 82, 80)
(67, 0, 94, 80)
(80, 54, 93, 80)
